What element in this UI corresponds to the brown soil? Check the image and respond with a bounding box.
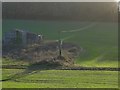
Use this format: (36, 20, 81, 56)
(3, 41, 81, 66)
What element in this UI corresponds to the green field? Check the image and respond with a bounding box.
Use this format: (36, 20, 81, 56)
(2, 69, 25, 80)
(3, 19, 118, 67)
(2, 20, 119, 88)
(2, 69, 118, 88)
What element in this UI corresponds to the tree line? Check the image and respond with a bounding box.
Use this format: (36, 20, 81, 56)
(3, 2, 118, 22)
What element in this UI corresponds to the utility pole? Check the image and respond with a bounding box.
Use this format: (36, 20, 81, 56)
(58, 39, 62, 57)
(58, 30, 62, 57)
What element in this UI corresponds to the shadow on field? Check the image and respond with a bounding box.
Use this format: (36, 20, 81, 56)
(2, 59, 119, 82)
(2, 61, 62, 82)
(27, 60, 62, 71)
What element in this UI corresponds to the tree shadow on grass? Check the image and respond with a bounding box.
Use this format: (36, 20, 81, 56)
(2, 60, 62, 82)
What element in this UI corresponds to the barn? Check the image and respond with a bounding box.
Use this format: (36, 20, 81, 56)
(3, 29, 43, 46)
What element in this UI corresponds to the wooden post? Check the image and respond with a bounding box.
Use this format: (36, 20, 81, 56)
(58, 39, 62, 56)
(58, 30, 62, 57)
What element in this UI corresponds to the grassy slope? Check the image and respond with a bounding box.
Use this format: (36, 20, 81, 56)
(2, 69, 25, 80)
(2, 20, 118, 67)
(2, 20, 119, 88)
(2, 69, 118, 88)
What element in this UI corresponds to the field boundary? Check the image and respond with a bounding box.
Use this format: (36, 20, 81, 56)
(61, 67, 120, 71)
(2, 65, 120, 71)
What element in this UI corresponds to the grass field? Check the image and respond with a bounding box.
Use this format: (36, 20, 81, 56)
(2, 69, 118, 88)
(2, 69, 25, 80)
(2, 19, 119, 88)
(2, 19, 118, 67)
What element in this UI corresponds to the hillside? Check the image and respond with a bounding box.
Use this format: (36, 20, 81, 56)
(2, 2, 119, 88)
(2, 20, 118, 67)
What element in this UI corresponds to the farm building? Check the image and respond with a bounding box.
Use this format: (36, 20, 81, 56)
(2, 29, 43, 46)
